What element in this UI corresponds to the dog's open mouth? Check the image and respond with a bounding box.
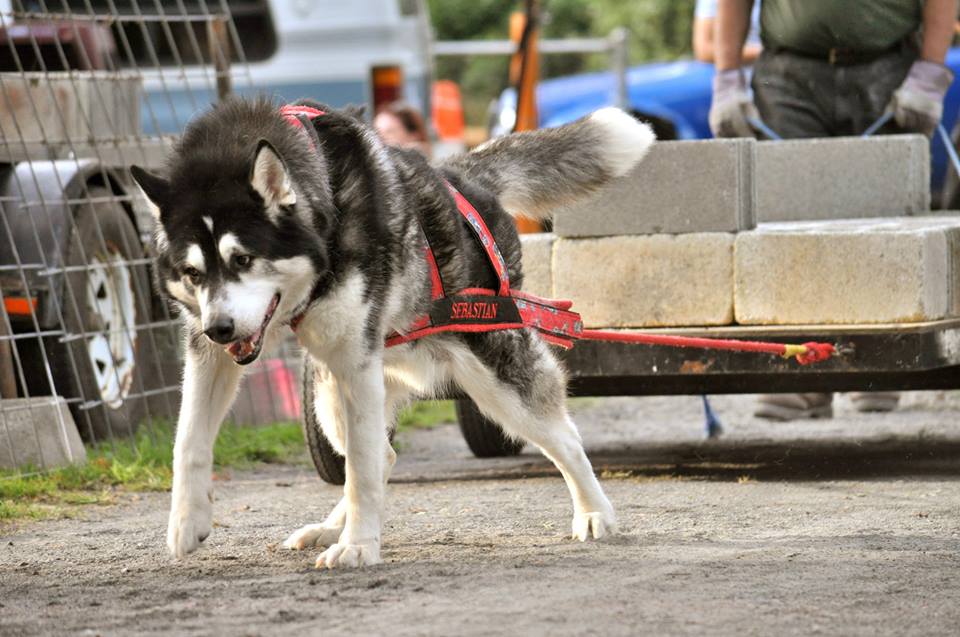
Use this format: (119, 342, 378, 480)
(225, 293, 280, 365)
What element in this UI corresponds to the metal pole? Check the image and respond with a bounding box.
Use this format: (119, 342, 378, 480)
(209, 16, 232, 101)
(610, 27, 629, 111)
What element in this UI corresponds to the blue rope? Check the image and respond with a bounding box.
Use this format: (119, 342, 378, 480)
(746, 111, 960, 180)
(746, 115, 782, 141)
(749, 110, 893, 142)
(937, 122, 960, 182)
(861, 110, 894, 138)
(702, 395, 724, 439)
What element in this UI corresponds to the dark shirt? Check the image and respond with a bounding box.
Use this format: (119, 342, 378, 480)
(760, 0, 923, 54)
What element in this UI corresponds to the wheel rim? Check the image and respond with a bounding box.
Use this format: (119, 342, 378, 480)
(85, 249, 137, 409)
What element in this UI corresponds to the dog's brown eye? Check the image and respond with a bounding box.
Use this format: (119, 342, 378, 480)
(183, 267, 201, 285)
(232, 254, 253, 269)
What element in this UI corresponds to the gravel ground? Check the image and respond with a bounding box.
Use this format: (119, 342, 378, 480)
(2, 393, 960, 636)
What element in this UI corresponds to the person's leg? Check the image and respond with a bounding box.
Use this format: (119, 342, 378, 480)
(754, 392, 834, 421)
(752, 50, 833, 139)
(840, 46, 916, 136)
(837, 47, 914, 413)
(751, 50, 838, 419)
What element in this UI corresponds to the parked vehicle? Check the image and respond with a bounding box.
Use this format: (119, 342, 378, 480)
(0, 0, 434, 442)
(139, 0, 433, 134)
(492, 47, 960, 195)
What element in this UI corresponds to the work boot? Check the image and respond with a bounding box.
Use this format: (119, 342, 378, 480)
(849, 392, 900, 413)
(754, 393, 834, 421)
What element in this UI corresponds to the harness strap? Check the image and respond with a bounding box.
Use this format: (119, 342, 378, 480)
(385, 182, 584, 348)
(280, 104, 326, 129)
(278, 103, 582, 347)
(446, 183, 511, 297)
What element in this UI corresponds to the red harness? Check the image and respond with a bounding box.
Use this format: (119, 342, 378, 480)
(384, 182, 583, 349)
(279, 104, 583, 349)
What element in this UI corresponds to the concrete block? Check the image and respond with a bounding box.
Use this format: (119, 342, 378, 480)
(756, 135, 930, 222)
(553, 139, 756, 236)
(520, 233, 554, 298)
(0, 73, 142, 145)
(0, 397, 86, 470)
(735, 217, 960, 325)
(553, 234, 734, 327)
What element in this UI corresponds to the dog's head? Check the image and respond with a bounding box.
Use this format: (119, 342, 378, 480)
(131, 102, 335, 365)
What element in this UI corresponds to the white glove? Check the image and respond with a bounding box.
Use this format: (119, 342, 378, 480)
(890, 60, 955, 137)
(708, 69, 760, 138)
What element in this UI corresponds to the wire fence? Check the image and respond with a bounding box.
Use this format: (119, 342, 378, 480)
(0, 0, 302, 473)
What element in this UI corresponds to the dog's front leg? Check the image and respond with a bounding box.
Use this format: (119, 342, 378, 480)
(167, 334, 244, 558)
(315, 357, 387, 569)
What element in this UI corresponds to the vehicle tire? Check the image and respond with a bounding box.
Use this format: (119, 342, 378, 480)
(301, 356, 346, 485)
(41, 187, 166, 442)
(456, 399, 525, 458)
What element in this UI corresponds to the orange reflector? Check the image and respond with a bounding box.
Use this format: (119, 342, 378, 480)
(431, 80, 465, 141)
(4, 297, 36, 316)
(372, 65, 403, 112)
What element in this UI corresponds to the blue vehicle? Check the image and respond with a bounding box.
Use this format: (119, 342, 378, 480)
(493, 48, 960, 196)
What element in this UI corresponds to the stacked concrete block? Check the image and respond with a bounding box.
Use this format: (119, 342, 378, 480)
(553, 234, 734, 328)
(553, 139, 756, 236)
(519, 233, 555, 298)
(734, 217, 960, 325)
(755, 135, 930, 222)
(0, 397, 86, 470)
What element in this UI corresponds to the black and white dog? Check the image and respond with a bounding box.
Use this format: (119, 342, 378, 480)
(131, 97, 654, 568)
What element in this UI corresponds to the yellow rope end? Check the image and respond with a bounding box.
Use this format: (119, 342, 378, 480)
(782, 344, 808, 359)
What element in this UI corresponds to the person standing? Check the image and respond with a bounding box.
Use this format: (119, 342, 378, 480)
(709, 0, 957, 420)
(693, 0, 761, 64)
(374, 101, 433, 158)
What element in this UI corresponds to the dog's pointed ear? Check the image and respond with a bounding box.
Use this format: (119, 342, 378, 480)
(342, 104, 368, 122)
(250, 140, 296, 216)
(130, 165, 168, 220)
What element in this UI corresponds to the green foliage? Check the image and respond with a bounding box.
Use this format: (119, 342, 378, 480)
(0, 420, 306, 523)
(427, 0, 697, 125)
(396, 400, 456, 432)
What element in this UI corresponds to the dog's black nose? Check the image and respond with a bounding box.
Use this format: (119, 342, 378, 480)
(204, 316, 235, 344)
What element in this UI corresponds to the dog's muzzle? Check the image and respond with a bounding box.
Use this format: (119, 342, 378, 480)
(221, 293, 281, 365)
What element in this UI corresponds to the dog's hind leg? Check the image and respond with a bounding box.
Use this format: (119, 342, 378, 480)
(284, 363, 401, 552)
(452, 332, 616, 541)
(168, 333, 245, 558)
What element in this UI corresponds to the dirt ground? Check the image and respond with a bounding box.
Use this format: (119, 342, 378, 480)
(3, 393, 960, 636)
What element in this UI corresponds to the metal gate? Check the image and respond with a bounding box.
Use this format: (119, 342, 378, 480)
(0, 0, 299, 472)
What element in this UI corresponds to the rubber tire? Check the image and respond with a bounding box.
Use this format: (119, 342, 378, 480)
(39, 187, 164, 442)
(301, 356, 346, 485)
(456, 399, 525, 458)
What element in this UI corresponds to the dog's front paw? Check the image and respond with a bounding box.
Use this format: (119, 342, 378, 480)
(283, 523, 343, 550)
(572, 510, 617, 541)
(167, 499, 212, 558)
(315, 542, 381, 569)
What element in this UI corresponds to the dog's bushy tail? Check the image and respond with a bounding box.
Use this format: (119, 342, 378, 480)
(443, 107, 655, 220)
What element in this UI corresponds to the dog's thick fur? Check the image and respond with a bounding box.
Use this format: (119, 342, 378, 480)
(132, 97, 654, 568)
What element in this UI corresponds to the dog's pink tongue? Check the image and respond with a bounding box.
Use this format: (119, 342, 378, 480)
(227, 338, 254, 360)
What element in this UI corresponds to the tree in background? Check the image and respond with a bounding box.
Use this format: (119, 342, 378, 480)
(427, 0, 696, 126)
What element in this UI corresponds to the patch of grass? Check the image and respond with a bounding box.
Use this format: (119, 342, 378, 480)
(213, 421, 306, 467)
(0, 420, 305, 524)
(396, 400, 456, 433)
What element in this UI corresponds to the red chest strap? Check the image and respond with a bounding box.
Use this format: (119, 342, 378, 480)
(278, 104, 584, 348)
(280, 104, 325, 128)
(445, 183, 511, 297)
(386, 183, 583, 349)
